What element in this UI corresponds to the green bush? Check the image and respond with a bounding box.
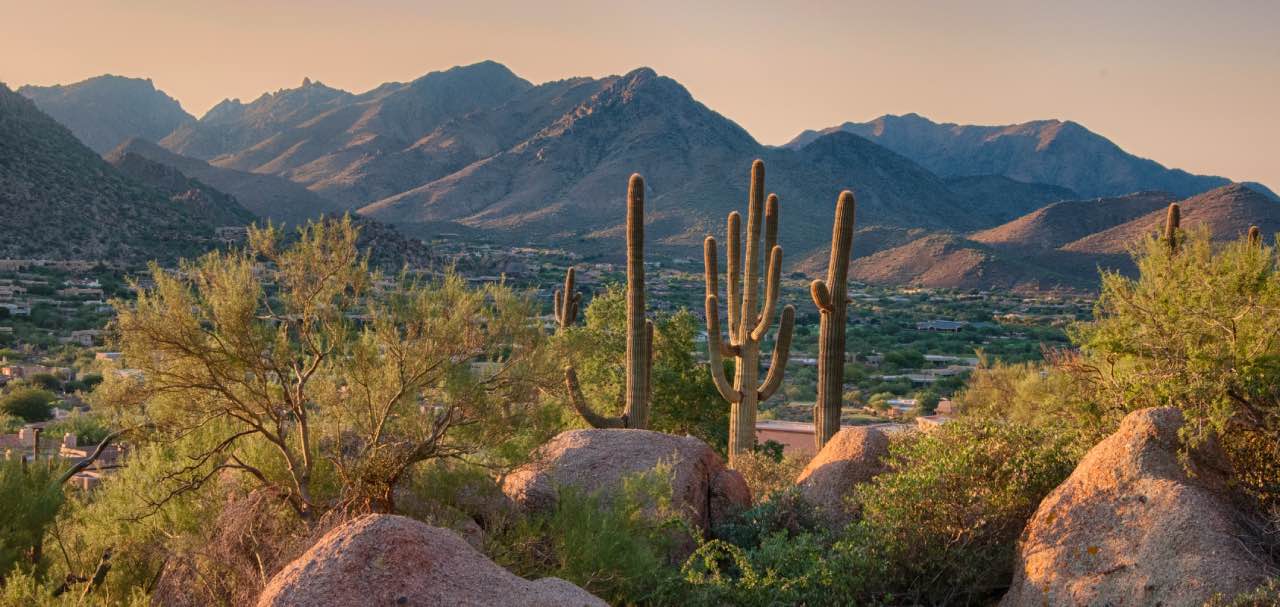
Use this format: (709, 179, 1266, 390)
(489, 467, 688, 605)
(0, 388, 54, 422)
(42, 411, 110, 446)
(0, 459, 64, 581)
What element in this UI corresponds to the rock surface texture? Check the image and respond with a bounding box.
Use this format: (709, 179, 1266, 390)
(1001, 407, 1273, 607)
(257, 514, 606, 607)
(501, 429, 750, 532)
(794, 426, 891, 526)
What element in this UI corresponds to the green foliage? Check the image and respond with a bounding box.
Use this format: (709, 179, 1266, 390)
(0, 459, 64, 582)
(911, 389, 940, 415)
(1074, 228, 1280, 441)
(490, 467, 687, 605)
(103, 217, 555, 519)
(560, 286, 727, 450)
(43, 411, 111, 446)
(0, 388, 54, 422)
(850, 417, 1082, 604)
(25, 373, 62, 393)
(0, 414, 22, 434)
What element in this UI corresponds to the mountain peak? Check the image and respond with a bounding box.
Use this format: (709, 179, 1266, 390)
(18, 74, 194, 153)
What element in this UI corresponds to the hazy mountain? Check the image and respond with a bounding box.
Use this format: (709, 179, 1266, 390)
(787, 113, 1275, 200)
(848, 233, 1092, 292)
(161, 62, 533, 208)
(106, 138, 344, 224)
(970, 191, 1176, 250)
(943, 175, 1077, 223)
(0, 83, 213, 262)
(19, 75, 194, 153)
(1063, 184, 1280, 254)
(361, 68, 987, 257)
(105, 148, 256, 227)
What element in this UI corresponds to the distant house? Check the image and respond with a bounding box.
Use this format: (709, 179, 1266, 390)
(916, 320, 967, 332)
(95, 352, 124, 362)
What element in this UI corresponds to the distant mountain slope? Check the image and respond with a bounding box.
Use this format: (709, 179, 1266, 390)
(106, 138, 344, 224)
(1063, 184, 1280, 254)
(19, 75, 194, 153)
(848, 234, 1090, 292)
(971, 191, 1175, 250)
(106, 149, 256, 227)
(787, 113, 1273, 200)
(161, 62, 533, 208)
(105, 140, 435, 269)
(361, 69, 987, 257)
(0, 83, 212, 262)
(943, 175, 1077, 223)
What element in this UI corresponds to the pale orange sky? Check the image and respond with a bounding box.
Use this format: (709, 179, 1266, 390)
(3, 0, 1277, 190)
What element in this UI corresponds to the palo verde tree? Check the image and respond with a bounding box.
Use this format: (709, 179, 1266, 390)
(104, 216, 551, 521)
(704, 159, 796, 463)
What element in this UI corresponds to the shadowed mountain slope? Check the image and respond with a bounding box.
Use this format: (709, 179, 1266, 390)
(19, 75, 195, 154)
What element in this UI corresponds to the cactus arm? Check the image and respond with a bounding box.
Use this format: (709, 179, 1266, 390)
(704, 294, 740, 403)
(811, 279, 832, 313)
(564, 366, 627, 428)
(751, 245, 783, 341)
(739, 160, 765, 341)
(704, 236, 736, 357)
(757, 305, 795, 402)
(553, 288, 564, 323)
(763, 193, 779, 265)
(726, 212, 742, 341)
(644, 319, 654, 409)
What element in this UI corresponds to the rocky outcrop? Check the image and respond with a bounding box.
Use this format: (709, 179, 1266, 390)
(257, 514, 606, 607)
(794, 426, 891, 526)
(501, 429, 750, 533)
(1001, 408, 1273, 607)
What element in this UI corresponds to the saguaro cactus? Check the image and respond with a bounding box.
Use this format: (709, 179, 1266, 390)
(1163, 203, 1181, 253)
(704, 159, 796, 463)
(553, 267, 581, 331)
(810, 190, 856, 450)
(561, 174, 654, 429)
(1248, 225, 1262, 247)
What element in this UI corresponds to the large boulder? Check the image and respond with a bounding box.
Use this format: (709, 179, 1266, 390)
(1002, 408, 1272, 607)
(257, 514, 605, 607)
(501, 429, 750, 532)
(794, 426, 891, 526)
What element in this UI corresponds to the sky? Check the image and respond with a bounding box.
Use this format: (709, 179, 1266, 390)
(3, 0, 1278, 190)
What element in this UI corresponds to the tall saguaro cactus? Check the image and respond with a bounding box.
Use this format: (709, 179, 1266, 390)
(561, 174, 654, 429)
(704, 159, 796, 463)
(810, 191, 856, 450)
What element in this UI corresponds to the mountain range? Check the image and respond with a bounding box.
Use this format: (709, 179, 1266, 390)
(13, 62, 1279, 290)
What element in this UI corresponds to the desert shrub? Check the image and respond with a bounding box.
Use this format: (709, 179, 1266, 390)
(1204, 579, 1280, 607)
(849, 417, 1084, 604)
(0, 459, 63, 583)
(0, 388, 54, 422)
(26, 373, 63, 393)
(0, 413, 22, 434)
(729, 449, 809, 502)
(1072, 228, 1280, 507)
(680, 417, 1083, 605)
(490, 467, 689, 605)
(42, 411, 110, 446)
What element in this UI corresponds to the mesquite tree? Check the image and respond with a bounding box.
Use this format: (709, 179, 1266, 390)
(704, 159, 796, 463)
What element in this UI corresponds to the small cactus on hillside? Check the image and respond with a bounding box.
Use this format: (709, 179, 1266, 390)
(1248, 225, 1262, 247)
(560, 174, 654, 429)
(811, 190, 856, 450)
(703, 159, 796, 464)
(553, 267, 581, 331)
(1163, 203, 1181, 253)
